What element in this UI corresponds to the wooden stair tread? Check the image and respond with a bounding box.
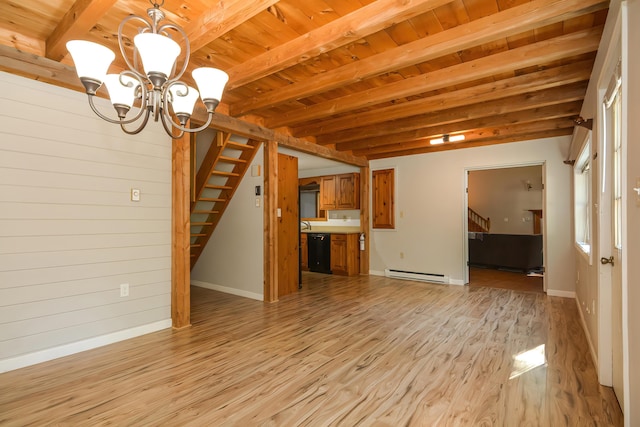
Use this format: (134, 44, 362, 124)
(205, 184, 232, 190)
(218, 156, 247, 164)
(225, 141, 253, 150)
(191, 233, 206, 237)
(191, 222, 213, 226)
(211, 171, 240, 177)
(198, 198, 226, 202)
(192, 210, 221, 214)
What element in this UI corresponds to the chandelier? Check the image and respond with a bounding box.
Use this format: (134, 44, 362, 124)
(66, 0, 228, 139)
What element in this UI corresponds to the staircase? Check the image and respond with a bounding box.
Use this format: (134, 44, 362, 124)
(190, 132, 261, 268)
(468, 207, 490, 233)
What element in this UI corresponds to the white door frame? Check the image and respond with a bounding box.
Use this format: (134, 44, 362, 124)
(463, 161, 546, 292)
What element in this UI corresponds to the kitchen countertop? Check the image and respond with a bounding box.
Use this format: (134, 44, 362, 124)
(300, 227, 362, 234)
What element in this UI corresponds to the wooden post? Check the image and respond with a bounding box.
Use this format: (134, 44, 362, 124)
(360, 166, 370, 275)
(172, 130, 191, 329)
(264, 140, 278, 302)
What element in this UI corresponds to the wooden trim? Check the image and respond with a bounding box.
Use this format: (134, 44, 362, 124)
(263, 140, 278, 303)
(360, 166, 370, 275)
(172, 129, 191, 329)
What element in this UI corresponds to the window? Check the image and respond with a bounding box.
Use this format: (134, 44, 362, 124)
(574, 139, 591, 255)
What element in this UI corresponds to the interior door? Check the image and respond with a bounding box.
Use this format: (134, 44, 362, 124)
(277, 153, 299, 297)
(603, 63, 624, 410)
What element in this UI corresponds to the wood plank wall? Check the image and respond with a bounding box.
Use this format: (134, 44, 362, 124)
(0, 72, 172, 368)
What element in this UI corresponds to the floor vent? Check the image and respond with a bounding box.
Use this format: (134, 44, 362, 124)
(385, 269, 449, 284)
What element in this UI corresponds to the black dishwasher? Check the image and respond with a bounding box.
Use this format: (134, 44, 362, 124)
(308, 233, 332, 274)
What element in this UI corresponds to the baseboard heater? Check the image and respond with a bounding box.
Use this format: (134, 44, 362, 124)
(384, 269, 449, 284)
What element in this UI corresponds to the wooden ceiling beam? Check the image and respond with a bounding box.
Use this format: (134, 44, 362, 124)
(225, 0, 453, 90)
(262, 26, 602, 126)
(233, 0, 606, 116)
(0, 43, 367, 167)
(45, 0, 119, 62)
(355, 118, 575, 158)
(291, 60, 593, 137)
(187, 0, 280, 53)
(366, 128, 574, 159)
(322, 82, 588, 145)
(340, 101, 582, 152)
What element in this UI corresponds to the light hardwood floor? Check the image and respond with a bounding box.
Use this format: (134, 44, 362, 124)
(0, 273, 622, 426)
(469, 267, 544, 293)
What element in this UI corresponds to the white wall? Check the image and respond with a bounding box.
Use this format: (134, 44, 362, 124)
(191, 145, 265, 301)
(369, 136, 574, 294)
(468, 166, 543, 235)
(0, 72, 172, 372)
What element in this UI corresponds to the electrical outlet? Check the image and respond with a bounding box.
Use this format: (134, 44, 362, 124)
(131, 188, 140, 202)
(120, 283, 129, 297)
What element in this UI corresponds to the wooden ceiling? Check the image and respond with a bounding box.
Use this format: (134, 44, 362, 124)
(0, 0, 608, 160)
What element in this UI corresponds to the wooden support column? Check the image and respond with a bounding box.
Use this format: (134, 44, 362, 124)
(264, 140, 278, 302)
(360, 166, 370, 275)
(172, 130, 191, 328)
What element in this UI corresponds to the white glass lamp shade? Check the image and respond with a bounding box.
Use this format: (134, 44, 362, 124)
(192, 67, 229, 101)
(66, 40, 115, 83)
(104, 74, 139, 108)
(134, 33, 181, 78)
(169, 84, 199, 115)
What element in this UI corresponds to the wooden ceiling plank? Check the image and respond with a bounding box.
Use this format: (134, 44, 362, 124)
(225, 0, 453, 90)
(323, 82, 588, 144)
(45, 0, 119, 62)
(341, 101, 582, 151)
(365, 128, 574, 159)
(355, 117, 574, 157)
(291, 60, 592, 136)
(232, 0, 607, 116)
(0, 27, 45, 56)
(188, 0, 281, 54)
(263, 26, 602, 126)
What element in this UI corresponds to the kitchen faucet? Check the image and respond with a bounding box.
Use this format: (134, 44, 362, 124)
(301, 220, 311, 230)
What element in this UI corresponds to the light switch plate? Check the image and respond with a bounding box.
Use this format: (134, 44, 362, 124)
(131, 188, 140, 202)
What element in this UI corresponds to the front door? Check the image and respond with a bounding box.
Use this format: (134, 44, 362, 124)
(603, 61, 624, 410)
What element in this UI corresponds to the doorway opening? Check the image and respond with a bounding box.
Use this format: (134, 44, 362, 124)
(465, 164, 545, 293)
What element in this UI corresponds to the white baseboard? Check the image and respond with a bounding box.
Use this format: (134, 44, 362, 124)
(575, 297, 598, 369)
(191, 280, 263, 301)
(546, 289, 576, 298)
(448, 278, 465, 286)
(0, 319, 172, 374)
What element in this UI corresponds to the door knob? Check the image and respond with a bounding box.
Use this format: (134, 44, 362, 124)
(600, 256, 614, 266)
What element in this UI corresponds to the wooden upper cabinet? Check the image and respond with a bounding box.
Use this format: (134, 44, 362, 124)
(319, 173, 360, 210)
(336, 173, 360, 209)
(320, 175, 336, 210)
(372, 169, 395, 229)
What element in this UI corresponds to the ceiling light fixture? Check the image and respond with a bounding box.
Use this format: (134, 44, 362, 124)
(429, 134, 465, 145)
(66, 0, 228, 139)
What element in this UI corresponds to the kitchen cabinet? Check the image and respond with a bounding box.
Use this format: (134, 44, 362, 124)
(330, 234, 360, 276)
(300, 233, 308, 271)
(319, 173, 360, 210)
